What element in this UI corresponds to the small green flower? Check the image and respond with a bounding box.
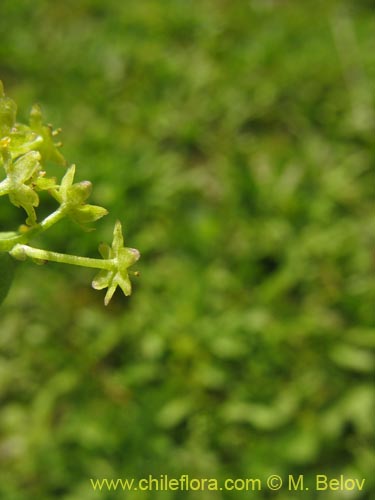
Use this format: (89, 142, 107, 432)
(29, 104, 66, 165)
(0, 86, 65, 165)
(5, 123, 43, 161)
(0, 81, 17, 136)
(52, 164, 108, 228)
(92, 221, 140, 305)
(0, 145, 56, 226)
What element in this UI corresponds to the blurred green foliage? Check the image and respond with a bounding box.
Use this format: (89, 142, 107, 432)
(0, 0, 374, 499)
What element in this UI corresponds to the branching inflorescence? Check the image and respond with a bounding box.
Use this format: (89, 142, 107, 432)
(0, 81, 140, 306)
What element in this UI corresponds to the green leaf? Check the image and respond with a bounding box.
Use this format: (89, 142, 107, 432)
(156, 397, 194, 429)
(0, 252, 16, 306)
(330, 344, 374, 374)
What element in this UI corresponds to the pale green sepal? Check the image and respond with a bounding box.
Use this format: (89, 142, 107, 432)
(92, 269, 113, 290)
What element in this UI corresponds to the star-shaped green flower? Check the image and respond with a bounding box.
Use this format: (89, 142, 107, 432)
(29, 104, 66, 166)
(51, 164, 108, 228)
(5, 123, 43, 161)
(0, 81, 17, 136)
(0, 145, 56, 226)
(1, 83, 65, 165)
(92, 221, 140, 305)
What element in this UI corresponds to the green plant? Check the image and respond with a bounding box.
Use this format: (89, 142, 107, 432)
(0, 81, 140, 306)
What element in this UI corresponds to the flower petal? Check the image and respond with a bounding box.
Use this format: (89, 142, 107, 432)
(71, 204, 108, 225)
(116, 272, 132, 297)
(92, 269, 112, 290)
(60, 164, 76, 198)
(104, 282, 117, 306)
(112, 220, 124, 253)
(98, 242, 111, 260)
(117, 247, 140, 270)
(13, 151, 41, 183)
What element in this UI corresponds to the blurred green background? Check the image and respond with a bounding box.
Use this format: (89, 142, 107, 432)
(0, 0, 374, 499)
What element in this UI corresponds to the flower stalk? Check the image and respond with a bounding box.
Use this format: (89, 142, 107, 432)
(10, 244, 115, 270)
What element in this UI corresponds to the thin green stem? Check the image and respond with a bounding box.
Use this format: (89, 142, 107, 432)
(10, 244, 115, 271)
(0, 234, 23, 252)
(38, 206, 66, 232)
(0, 206, 66, 252)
